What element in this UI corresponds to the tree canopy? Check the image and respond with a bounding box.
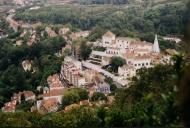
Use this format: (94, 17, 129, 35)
(110, 56, 126, 73)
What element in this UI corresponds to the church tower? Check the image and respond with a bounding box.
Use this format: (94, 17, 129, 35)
(153, 34, 160, 53)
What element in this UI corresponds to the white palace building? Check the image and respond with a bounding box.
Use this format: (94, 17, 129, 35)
(88, 31, 175, 85)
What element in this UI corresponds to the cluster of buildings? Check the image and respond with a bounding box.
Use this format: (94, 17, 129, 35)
(1, 91, 35, 112)
(60, 57, 85, 87)
(2, 73, 67, 113)
(70, 31, 90, 41)
(32, 65, 110, 114)
(88, 31, 176, 85)
(60, 56, 111, 94)
(43, 26, 90, 42)
(6, 7, 91, 48)
(34, 74, 65, 113)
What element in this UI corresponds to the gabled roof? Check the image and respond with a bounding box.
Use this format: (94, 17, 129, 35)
(130, 41, 153, 47)
(22, 60, 32, 67)
(43, 89, 65, 97)
(47, 74, 64, 88)
(103, 31, 115, 37)
(2, 100, 17, 112)
(23, 91, 35, 98)
(41, 98, 59, 112)
(134, 55, 152, 60)
(116, 37, 136, 41)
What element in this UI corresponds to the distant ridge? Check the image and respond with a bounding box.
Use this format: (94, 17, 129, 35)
(74, 0, 181, 5)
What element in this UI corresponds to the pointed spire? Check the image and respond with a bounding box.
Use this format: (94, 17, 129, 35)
(153, 34, 160, 53)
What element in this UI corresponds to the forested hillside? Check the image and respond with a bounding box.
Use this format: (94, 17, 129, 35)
(75, 0, 181, 5)
(15, 0, 186, 39)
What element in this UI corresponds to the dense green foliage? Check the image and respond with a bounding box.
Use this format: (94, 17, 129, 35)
(62, 88, 88, 108)
(16, 101, 34, 112)
(0, 17, 12, 33)
(105, 77, 117, 92)
(75, 0, 179, 5)
(76, 0, 130, 5)
(177, 2, 190, 126)
(79, 41, 92, 60)
(159, 39, 179, 51)
(15, 1, 186, 38)
(87, 26, 106, 41)
(183, 0, 190, 52)
(90, 92, 107, 101)
(93, 46, 106, 52)
(110, 56, 126, 73)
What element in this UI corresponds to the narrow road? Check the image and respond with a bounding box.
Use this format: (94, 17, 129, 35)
(82, 61, 128, 87)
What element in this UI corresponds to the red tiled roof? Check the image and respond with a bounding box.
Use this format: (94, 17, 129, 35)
(134, 55, 152, 60)
(41, 98, 59, 111)
(130, 41, 152, 46)
(43, 89, 65, 97)
(23, 91, 35, 98)
(2, 100, 17, 112)
(135, 49, 150, 52)
(123, 52, 136, 59)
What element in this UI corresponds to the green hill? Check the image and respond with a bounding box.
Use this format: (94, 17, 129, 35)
(15, 0, 186, 37)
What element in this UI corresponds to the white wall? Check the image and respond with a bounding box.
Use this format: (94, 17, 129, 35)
(133, 59, 152, 69)
(116, 38, 130, 49)
(102, 36, 115, 47)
